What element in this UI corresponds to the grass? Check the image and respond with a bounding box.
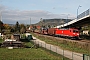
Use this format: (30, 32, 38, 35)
(0, 37, 4, 43)
(31, 33, 90, 55)
(0, 37, 71, 60)
(0, 48, 60, 60)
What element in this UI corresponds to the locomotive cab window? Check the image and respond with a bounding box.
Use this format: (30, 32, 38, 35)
(73, 30, 78, 33)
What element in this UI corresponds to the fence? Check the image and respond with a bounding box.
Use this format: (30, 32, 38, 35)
(31, 37, 83, 60)
(83, 54, 90, 60)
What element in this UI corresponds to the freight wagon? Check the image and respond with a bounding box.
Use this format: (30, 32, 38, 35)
(48, 28, 57, 35)
(40, 28, 48, 35)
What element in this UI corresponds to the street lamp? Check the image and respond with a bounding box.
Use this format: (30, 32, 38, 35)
(77, 5, 82, 19)
(0, 12, 2, 21)
(66, 14, 70, 26)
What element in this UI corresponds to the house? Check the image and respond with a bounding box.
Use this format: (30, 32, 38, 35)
(83, 30, 89, 35)
(0, 33, 1, 37)
(11, 34, 20, 41)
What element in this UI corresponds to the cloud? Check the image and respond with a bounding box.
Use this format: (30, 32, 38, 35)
(0, 5, 75, 24)
(0, 5, 7, 11)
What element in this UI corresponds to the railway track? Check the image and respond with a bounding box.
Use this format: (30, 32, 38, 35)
(34, 33, 90, 44)
(79, 40, 90, 43)
(33, 33, 90, 55)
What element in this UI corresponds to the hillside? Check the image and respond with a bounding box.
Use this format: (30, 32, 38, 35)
(36, 18, 72, 27)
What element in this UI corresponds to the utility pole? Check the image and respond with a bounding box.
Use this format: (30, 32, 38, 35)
(30, 18, 31, 26)
(29, 18, 31, 30)
(40, 18, 43, 26)
(0, 12, 2, 21)
(0, 0, 2, 21)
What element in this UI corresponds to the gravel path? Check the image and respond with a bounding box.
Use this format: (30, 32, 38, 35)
(32, 36, 83, 60)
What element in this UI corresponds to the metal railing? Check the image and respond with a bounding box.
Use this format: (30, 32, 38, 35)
(31, 38, 83, 60)
(83, 54, 90, 60)
(77, 9, 90, 19)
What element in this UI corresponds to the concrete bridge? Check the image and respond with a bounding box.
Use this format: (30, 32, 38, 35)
(56, 9, 90, 29)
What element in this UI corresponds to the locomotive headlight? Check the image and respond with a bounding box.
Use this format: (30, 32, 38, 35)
(73, 33, 75, 34)
(77, 33, 79, 35)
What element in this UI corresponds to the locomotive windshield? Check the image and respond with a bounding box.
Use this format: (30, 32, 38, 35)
(73, 30, 79, 33)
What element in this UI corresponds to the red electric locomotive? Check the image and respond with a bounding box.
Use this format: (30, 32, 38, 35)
(55, 28, 79, 38)
(48, 28, 79, 39)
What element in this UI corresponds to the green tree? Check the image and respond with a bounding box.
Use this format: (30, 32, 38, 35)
(48, 25, 51, 28)
(10, 26, 15, 33)
(0, 21, 4, 32)
(3, 24, 11, 30)
(15, 21, 20, 33)
(20, 24, 26, 34)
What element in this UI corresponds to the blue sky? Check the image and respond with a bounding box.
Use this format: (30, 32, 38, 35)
(0, 0, 90, 24)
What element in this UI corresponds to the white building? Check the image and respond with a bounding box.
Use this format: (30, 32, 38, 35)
(0, 33, 1, 37)
(83, 30, 89, 35)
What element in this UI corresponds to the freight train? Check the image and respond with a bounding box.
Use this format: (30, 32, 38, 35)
(33, 27, 80, 39)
